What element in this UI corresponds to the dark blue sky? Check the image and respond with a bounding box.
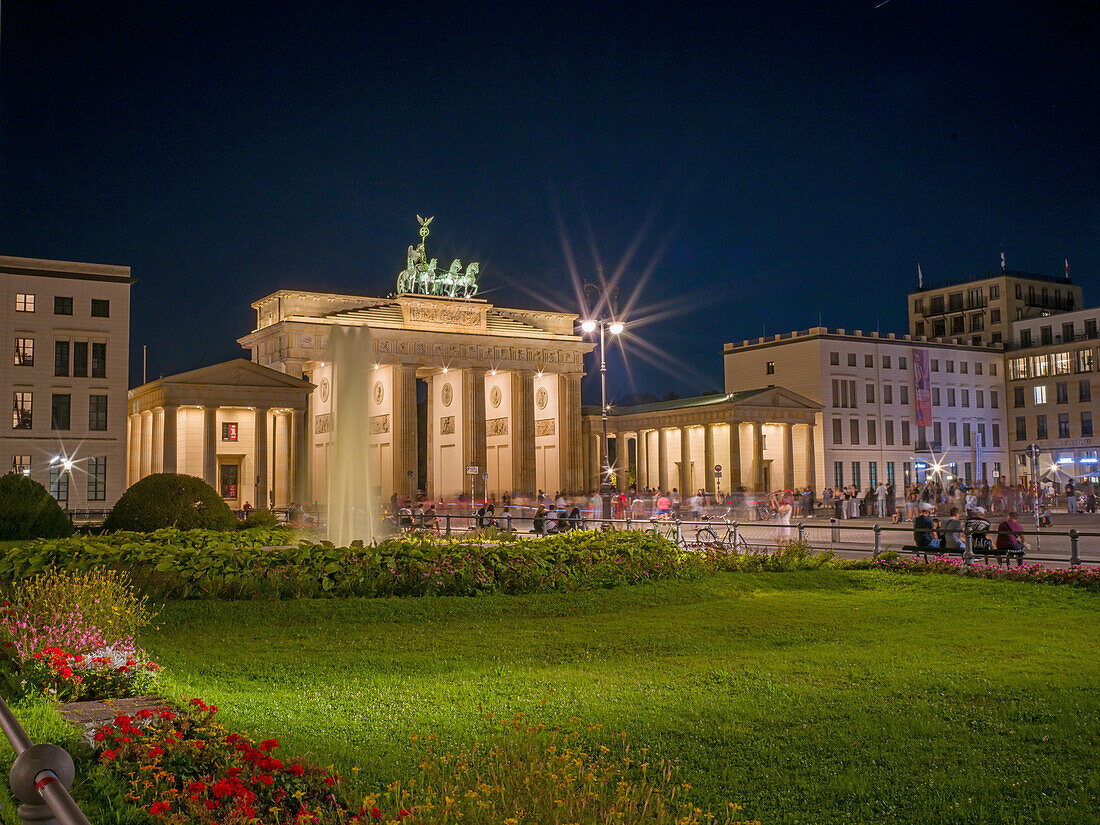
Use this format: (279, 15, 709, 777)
(2, 1, 1097, 402)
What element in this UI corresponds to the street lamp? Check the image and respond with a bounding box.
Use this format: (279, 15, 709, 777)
(581, 281, 624, 523)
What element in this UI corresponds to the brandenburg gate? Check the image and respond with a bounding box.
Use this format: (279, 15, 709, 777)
(238, 218, 593, 503)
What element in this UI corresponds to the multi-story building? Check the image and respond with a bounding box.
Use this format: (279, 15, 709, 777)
(1, 256, 132, 509)
(723, 327, 1009, 491)
(907, 269, 1082, 346)
(1006, 307, 1100, 484)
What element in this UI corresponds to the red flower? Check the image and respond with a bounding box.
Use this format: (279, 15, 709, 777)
(288, 764, 305, 777)
(371, 806, 383, 819)
(59, 666, 73, 678)
(324, 776, 335, 786)
(212, 779, 235, 798)
(101, 749, 119, 760)
(114, 715, 132, 727)
(149, 802, 170, 816)
(256, 774, 275, 786)
(159, 710, 176, 721)
(204, 800, 219, 810)
(137, 708, 154, 719)
(188, 781, 205, 793)
(148, 746, 163, 759)
(398, 809, 411, 819)
(260, 738, 279, 751)
(94, 731, 108, 742)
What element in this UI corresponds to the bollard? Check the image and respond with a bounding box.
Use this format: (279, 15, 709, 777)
(445, 513, 451, 536)
(830, 517, 839, 544)
(732, 521, 740, 549)
(675, 519, 682, 545)
(506, 513, 512, 534)
(873, 523, 882, 557)
(1069, 528, 1080, 567)
(626, 514, 632, 531)
(963, 524, 974, 565)
(797, 522, 805, 544)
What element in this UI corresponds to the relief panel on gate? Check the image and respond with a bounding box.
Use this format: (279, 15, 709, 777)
(440, 415, 456, 435)
(487, 417, 508, 436)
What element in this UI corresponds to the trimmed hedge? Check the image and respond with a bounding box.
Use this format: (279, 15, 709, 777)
(0, 473, 73, 540)
(104, 473, 236, 532)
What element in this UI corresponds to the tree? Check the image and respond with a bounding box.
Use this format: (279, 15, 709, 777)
(0, 473, 74, 540)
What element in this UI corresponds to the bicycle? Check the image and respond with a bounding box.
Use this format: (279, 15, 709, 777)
(647, 516, 684, 547)
(693, 509, 761, 554)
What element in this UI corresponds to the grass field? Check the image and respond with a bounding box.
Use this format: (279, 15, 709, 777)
(137, 570, 1100, 824)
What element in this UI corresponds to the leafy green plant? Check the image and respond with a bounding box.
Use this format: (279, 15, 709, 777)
(104, 473, 237, 532)
(0, 473, 73, 540)
(238, 509, 279, 530)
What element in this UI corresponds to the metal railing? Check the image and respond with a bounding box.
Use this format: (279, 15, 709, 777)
(405, 512, 1097, 568)
(0, 696, 91, 825)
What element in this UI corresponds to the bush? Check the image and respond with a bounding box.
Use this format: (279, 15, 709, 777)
(238, 509, 278, 530)
(0, 473, 73, 540)
(104, 473, 236, 532)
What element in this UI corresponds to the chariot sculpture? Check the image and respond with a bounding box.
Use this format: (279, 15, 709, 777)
(396, 216, 480, 299)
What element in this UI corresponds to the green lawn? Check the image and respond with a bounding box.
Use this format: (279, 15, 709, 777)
(142, 571, 1100, 824)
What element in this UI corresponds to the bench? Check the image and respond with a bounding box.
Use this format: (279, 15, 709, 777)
(899, 544, 1025, 567)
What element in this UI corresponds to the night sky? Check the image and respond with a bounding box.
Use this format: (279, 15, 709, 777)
(2, 1, 1097, 403)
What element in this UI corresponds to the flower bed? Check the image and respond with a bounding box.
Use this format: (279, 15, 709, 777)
(842, 554, 1100, 589)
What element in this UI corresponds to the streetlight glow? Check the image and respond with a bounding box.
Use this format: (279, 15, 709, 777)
(608, 322, 624, 335)
(580, 320, 597, 333)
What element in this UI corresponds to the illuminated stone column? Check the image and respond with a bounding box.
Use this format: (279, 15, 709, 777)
(291, 408, 308, 502)
(589, 433, 601, 491)
(783, 423, 794, 490)
(615, 432, 628, 493)
(511, 371, 536, 495)
(162, 405, 178, 474)
(128, 413, 140, 484)
(141, 410, 154, 479)
(728, 422, 743, 491)
(254, 408, 268, 508)
(424, 375, 434, 501)
(679, 427, 692, 496)
(658, 428, 669, 491)
(274, 411, 290, 506)
(558, 373, 583, 493)
(804, 422, 817, 492)
(637, 429, 648, 490)
(704, 425, 716, 494)
(151, 408, 164, 474)
(462, 368, 487, 481)
(202, 407, 217, 488)
(392, 364, 418, 499)
(751, 421, 764, 492)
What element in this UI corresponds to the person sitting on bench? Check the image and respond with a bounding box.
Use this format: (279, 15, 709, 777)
(965, 506, 992, 557)
(996, 511, 1027, 566)
(940, 507, 964, 551)
(913, 502, 940, 549)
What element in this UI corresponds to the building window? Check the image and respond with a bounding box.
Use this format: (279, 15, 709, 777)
(1030, 355, 1051, 376)
(1036, 415, 1048, 440)
(1080, 380, 1092, 402)
(901, 420, 911, 445)
(887, 462, 896, 486)
(900, 386, 909, 405)
(899, 356, 908, 370)
(14, 338, 33, 366)
(946, 389, 955, 407)
(1016, 417, 1027, 441)
(12, 392, 32, 429)
(766, 361, 775, 375)
(864, 354, 873, 368)
(946, 360, 955, 373)
(847, 353, 856, 367)
(850, 419, 860, 445)
(1041, 326, 1053, 345)
(1015, 284, 1022, 299)
(1075, 349, 1094, 372)
(830, 352, 839, 366)
(1020, 329, 1033, 347)
(931, 359, 939, 372)
(885, 419, 894, 445)
(990, 308, 1001, 324)
(960, 361, 969, 374)
(949, 292, 963, 311)
(1056, 382, 1069, 404)
(1087, 319, 1098, 339)
(866, 384, 875, 404)
(990, 362, 998, 376)
(977, 423, 986, 447)
(963, 423, 972, 447)
(91, 343, 106, 378)
(49, 468, 69, 505)
(89, 395, 108, 431)
(1083, 412, 1094, 438)
(913, 299, 924, 314)
(975, 362, 983, 375)
(951, 316, 965, 334)
(54, 341, 70, 377)
(1008, 357, 1028, 380)
(87, 456, 107, 501)
(1057, 413, 1071, 438)
(1063, 322, 1075, 342)
(851, 462, 861, 489)
(73, 342, 88, 377)
(991, 390, 999, 408)
(12, 455, 31, 475)
(948, 422, 957, 446)
(54, 296, 73, 315)
(992, 423, 1000, 447)
(222, 422, 239, 441)
(961, 389, 970, 407)
(1053, 352, 1072, 374)
(51, 394, 71, 430)
(903, 461, 912, 485)
(1033, 385, 1047, 405)
(832, 418, 843, 444)
(15, 293, 35, 312)
(91, 299, 110, 318)
(867, 420, 877, 445)
(976, 389, 984, 408)
(970, 314, 984, 332)
(915, 321, 926, 336)
(883, 385, 892, 404)
(834, 462, 843, 489)
(933, 421, 942, 446)
(930, 295, 945, 314)
(932, 388, 941, 406)
(220, 464, 239, 499)
(882, 355, 891, 368)
(869, 461, 878, 487)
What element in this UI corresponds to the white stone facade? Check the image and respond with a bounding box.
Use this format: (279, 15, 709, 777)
(1, 256, 131, 509)
(723, 328, 1010, 490)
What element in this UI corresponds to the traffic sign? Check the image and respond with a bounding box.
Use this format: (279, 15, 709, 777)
(481, 472, 488, 480)
(714, 464, 722, 472)
(466, 465, 478, 475)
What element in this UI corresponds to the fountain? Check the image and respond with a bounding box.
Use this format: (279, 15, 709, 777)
(326, 325, 379, 545)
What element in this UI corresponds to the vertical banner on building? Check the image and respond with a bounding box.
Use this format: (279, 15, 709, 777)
(912, 348, 932, 427)
(975, 431, 984, 479)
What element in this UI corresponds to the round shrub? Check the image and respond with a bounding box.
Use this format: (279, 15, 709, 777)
(238, 509, 278, 530)
(0, 473, 74, 540)
(105, 473, 236, 532)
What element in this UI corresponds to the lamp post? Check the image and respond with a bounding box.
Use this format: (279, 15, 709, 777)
(581, 282, 623, 523)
